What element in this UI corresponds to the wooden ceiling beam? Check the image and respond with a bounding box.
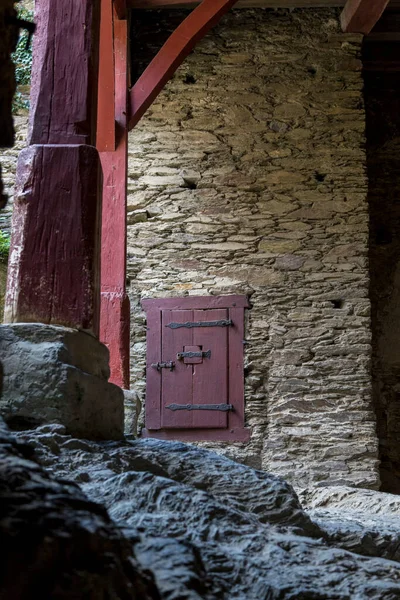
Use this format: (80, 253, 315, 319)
(128, 0, 346, 8)
(340, 0, 390, 34)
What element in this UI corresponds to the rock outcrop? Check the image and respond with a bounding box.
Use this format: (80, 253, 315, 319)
(0, 418, 159, 599)
(300, 485, 400, 564)
(13, 423, 400, 600)
(0, 324, 124, 440)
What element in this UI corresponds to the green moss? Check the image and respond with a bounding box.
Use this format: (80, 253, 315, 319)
(12, 6, 34, 112)
(0, 231, 11, 264)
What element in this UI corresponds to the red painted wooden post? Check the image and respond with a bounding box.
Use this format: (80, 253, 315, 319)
(5, 145, 101, 331)
(98, 9, 130, 388)
(97, 0, 116, 152)
(129, 0, 240, 129)
(99, 0, 239, 383)
(4, 0, 102, 334)
(28, 0, 100, 146)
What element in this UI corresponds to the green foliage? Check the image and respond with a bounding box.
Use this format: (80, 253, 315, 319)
(13, 90, 29, 112)
(0, 231, 11, 264)
(12, 6, 34, 112)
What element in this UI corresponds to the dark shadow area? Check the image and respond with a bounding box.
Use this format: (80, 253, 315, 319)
(129, 9, 191, 85)
(364, 13, 400, 492)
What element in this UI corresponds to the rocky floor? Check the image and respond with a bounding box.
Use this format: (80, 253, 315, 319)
(299, 486, 400, 563)
(2, 422, 400, 599)
(0, 419, 159, 600)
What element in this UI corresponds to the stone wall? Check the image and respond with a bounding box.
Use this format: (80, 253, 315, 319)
(0, 115, 28, 237)
(0, 116, 28, 315)
(0, 0, 32, 233)
(0, 6, 381, 490)
(127, 8, 380, 489)
(0, 0, 17, 152)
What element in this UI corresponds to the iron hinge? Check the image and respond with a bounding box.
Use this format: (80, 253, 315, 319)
(165, 403, 233, 412)
(166, 319, 232, 330)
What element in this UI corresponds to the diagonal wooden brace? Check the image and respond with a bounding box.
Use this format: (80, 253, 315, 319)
(340, 0, 390, 34)
(128, 0, 240, 129)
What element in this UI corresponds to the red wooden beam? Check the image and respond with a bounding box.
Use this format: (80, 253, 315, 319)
(28, 0, 100, 146)
(129, 0, 202, 6)
(6, 0, 102, 334)
(97, 0, 115, 152)
(341, 0, 390, 34)
(129, 0, 239, 130)
(99, 9, 131, 388)
(129, 0, 347, 7)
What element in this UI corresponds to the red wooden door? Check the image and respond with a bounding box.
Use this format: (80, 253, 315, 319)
(161, 308, 229, 429)
(142, 295, 250, 442)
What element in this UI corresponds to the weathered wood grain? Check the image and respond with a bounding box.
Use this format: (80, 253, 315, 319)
(192, 308, 229, 429)
(129, 0, 346, 8)
(142, 295, 250, 310)
(97, 0, 116, 152)
(4, 145, 102, 333)
(145, 307, 162, 429)
(99, 12, 130, 388)
(161, 309, 194, 429)
(100, 292, 130, 387)
(29, 0, 101, 145)
(142, 296, 251, 441)
(228, 307, 246, 430)
(142, 427, 251, 441)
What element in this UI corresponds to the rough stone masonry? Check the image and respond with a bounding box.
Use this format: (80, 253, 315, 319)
(0, 7, 380, 490)
(127, 8, 379, 489)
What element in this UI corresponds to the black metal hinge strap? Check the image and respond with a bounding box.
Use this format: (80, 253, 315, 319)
(177, 350, 211, 360)
(166, 319, 232, 329)
(165, 403, 233, 412)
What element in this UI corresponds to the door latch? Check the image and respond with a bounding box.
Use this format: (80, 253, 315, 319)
(177, 349, 211, 360)
(151, 361, 175, 371)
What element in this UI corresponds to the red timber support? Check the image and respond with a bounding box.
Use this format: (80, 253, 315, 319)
(4, 0, 102, 334)
(129, 0, 240, 129)
(341, 0, 390, 34)
(98, 0, 239, 387)
(97, 1, 130, 389)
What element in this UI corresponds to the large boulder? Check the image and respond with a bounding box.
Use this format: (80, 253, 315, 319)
(0, 324, 124, 440)
(15, 424, 400, 600)
(0, 418, 159, 599)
